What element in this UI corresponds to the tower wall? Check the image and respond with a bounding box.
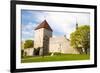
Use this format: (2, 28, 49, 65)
(43, 29, 52, 55)
(34, 28, 52, 55)
(34, 28, 44, 48)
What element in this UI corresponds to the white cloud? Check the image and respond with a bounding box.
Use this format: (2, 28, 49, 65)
(45, 12, 90, 38)
(31, 11, 48, 23)
(21, 22, 37, 41)
(22, 11, 90, 40)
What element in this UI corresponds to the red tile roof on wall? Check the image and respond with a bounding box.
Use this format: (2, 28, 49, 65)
(35, 20, 53, 31)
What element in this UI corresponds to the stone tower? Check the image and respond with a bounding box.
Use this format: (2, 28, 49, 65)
(34, 20, 52, 55)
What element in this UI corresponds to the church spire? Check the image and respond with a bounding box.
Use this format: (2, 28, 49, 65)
(76, 22, 78, 30)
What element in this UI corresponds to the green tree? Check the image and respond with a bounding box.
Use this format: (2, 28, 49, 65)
(21, 41, 24, 49)
(70, 25, 90, 54)
(24, 40, 33, 49)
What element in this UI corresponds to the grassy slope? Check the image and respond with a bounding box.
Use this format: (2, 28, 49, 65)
(21, 54, 90, 63)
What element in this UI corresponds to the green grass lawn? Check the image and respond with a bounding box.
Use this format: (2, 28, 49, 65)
(21, 54, 90, 63)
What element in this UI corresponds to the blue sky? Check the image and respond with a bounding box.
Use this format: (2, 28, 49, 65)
(21, 10, 90, 41)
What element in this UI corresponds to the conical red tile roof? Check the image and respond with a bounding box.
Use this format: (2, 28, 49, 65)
(35, 20, 53, 31)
